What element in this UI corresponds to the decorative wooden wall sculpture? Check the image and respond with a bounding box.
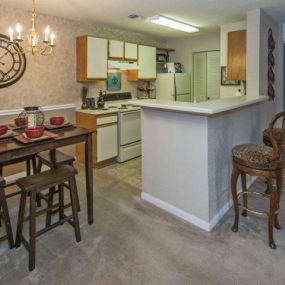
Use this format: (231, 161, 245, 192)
(267, 28, 275, 100)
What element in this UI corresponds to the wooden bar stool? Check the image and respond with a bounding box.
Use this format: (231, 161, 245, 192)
(36, 150, 80, 218)
(15, 165, 81, 271)
(231, 112, 285, 249)
(0, 177, 14, 249)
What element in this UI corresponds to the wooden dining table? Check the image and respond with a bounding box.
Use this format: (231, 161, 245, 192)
(0, 126, 94, 224)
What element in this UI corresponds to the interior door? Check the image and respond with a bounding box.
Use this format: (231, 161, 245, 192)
(193, 52, 207, 102)
(206, 51, 220, 100)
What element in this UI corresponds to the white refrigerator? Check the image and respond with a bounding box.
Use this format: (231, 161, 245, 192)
(156, 73, 191, 102)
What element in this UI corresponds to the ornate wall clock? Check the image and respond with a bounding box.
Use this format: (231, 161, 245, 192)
(0, 33, 26, 88)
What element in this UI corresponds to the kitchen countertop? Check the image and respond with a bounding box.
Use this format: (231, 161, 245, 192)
(131, 96, 268, 115)
(76, 108, 119, 115)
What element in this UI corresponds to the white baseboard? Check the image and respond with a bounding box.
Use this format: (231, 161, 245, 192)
(141, 176, 257, 232)
(141, 192, 211, 231)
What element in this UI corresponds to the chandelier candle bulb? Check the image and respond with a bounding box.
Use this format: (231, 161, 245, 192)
(50, 32, 55, 46)
(16, 23, 22, 41)
(8, 27, 14, 42)
(44, 26, 50, 42)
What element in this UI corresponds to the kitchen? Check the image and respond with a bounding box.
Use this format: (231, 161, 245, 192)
(0, 0, 285, 284)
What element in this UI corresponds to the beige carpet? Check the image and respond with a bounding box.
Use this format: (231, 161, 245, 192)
(0, 158, 285, 285)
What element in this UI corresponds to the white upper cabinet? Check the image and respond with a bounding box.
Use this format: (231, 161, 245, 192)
(87, 37, 108, 79)
(76, 36, 108, 81)
(138, 45, 156, 80)
(124, 42, 138, 60)
(108, 40, 124, 59)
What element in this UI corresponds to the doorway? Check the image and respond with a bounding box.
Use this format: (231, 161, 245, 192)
(193, 50, 220, 102)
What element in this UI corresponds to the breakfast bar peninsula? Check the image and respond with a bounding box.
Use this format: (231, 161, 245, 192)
(132, 96, 271, 231)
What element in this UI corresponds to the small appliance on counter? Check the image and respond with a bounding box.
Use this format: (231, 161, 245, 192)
(166, 62, 183, 73)
(97, 90, 105, 109)
(137, 82, 156, 99)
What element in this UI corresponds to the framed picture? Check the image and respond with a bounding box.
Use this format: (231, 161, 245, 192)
(107, 72, 121, 91)
(221, 66, 240, 86)
(156, 53, 167, 63)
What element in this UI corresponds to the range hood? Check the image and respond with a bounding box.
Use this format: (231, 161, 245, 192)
(108, 60, 139, 70)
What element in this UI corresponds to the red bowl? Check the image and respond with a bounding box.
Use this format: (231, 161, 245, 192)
(50, 116, 64, 126)
(25, 126, 44, 139)
(15, 117, 27, 127)
(0, 125, 8, 136)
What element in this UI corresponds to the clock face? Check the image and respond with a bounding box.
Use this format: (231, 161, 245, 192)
(0, 34, 26, 88)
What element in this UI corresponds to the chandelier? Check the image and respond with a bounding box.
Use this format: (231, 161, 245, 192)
(8, 0, 56, 56)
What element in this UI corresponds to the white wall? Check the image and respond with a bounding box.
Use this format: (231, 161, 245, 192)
(220, 21, 246, 98)
(166, 32, 220, 100)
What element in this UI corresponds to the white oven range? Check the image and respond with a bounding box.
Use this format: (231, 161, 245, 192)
(104, 99, 141, 162)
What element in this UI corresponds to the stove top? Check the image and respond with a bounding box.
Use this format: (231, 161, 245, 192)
(103, 102, 140, 113)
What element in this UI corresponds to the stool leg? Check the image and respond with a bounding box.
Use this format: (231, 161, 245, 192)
(31, 156, 37, 175)
(15, 192, 27, 248)
(231, 165, 240, 232)
(68, 179, 81, 212)
(268, 178, 277, 249)
(241, 173, 248, 217)
(29, 191, 37, 271)
(37, 159, 43, 174)
(35, 158, 42, 207)
(46, 187, 56, 227)
(26, 160, 31, 176)
(59, 184, 65, 224)
(274, 175, 283, 230)
(69, 162, 80, 212)
(0, 189, 14, 249)
(69, 176, 81, 242)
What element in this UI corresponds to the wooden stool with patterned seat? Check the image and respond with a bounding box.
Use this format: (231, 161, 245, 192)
(231, 112, 285, 249)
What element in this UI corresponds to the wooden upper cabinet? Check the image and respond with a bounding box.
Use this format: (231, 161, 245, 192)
(76, 36, 108, 82)
(124, 42, 138, 61)
(108, 40, 124, 59)
(227, 30, 246, 81)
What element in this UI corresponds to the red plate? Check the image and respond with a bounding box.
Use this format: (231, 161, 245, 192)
(14, 130, 58, 144)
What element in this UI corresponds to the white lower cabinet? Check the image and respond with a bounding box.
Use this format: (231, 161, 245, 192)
(97, 124, 118, 162)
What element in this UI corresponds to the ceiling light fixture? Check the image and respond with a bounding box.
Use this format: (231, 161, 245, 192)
(7, 0, 56, 56)
(148, 15, 199, 33)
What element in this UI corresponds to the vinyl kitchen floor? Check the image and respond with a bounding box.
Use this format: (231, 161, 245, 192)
(1, 157, 285, 285)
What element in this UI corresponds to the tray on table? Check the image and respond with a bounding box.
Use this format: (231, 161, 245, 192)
(14, 130, 58, 144)
(44, 121, 74, 130)
(0, 130, 18, 141)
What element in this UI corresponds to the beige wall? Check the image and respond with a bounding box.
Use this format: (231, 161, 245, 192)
(0, 5, 165, 110)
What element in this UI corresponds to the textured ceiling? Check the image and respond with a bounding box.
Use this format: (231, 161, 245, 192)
(1, 0, 285, 39)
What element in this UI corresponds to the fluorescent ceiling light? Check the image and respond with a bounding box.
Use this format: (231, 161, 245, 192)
(148, 15, 199, 33)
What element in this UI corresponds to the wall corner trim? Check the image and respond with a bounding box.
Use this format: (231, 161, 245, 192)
(0, 103, 76, 116)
